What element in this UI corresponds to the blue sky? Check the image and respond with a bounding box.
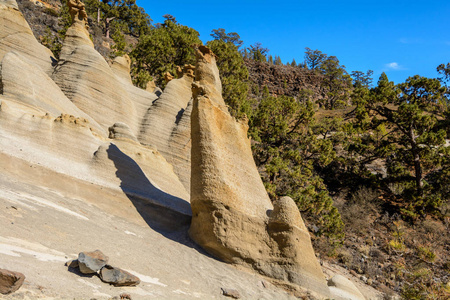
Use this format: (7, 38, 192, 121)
(137, 0, 450, 85)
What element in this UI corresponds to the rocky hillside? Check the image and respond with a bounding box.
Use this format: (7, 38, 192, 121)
(244, 58, 325, 100)
(0, 1, 386, 299)
(4, 2, 449, 300)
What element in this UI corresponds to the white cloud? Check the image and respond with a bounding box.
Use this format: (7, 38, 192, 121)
(384, 62, 405, 71)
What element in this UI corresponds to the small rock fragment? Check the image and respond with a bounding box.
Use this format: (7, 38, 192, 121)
(0, 268, 25, 295)
(78, 250, 109, 274)
(120, 293, 132, 299)
(99, 265, 140, 287)
(221, 288, 241, 299)
(65, 259, 79, 268)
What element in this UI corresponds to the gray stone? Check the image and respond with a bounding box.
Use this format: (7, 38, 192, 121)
(0, 268, 25, 295)
(99, 265, 140, 287)
(78, 250, 108, 274)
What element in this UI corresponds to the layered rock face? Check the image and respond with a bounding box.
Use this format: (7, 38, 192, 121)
(139, 65, 195, 191)
(0, 0, 55, 76)
(0, 0, 190, 219)
(189, 46, 329, 296)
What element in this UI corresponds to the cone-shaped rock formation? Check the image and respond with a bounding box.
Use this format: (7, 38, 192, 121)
(189, 45, 330, 297)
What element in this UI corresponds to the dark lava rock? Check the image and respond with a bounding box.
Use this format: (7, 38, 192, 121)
(99, 265, 140, 287)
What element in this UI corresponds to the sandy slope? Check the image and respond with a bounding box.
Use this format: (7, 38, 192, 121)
(0, 155, 299, 300)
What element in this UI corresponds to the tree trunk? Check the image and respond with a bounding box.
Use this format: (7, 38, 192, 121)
(409, 127, 423, 195)
(105, 17, 115, 39)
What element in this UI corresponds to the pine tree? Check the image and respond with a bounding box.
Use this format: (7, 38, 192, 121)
(318, 56, 352, 109)
(249, 94, 344, 241)
(274, 56, 282, 65)
(352, 73, 449, 218)
(248, 42, 268, 62)
(304, 47, 327, 70)
(130, 15, 201, 87)
(291, 58, 297, 67)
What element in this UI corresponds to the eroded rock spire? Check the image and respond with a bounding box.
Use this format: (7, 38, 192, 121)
(67, 0, 88, 29)
(189, 45, 330, 298)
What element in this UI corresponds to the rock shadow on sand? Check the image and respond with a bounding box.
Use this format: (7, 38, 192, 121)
(106, 144, 199, 249)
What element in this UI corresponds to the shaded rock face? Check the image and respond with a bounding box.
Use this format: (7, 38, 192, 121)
(189, 46, 329, 296)
(244, 58, 324, 99)
(0, 268, 25, 295)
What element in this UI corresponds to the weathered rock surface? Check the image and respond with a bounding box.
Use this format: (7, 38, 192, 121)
(139, 65, 195, 191)
(109, 122, 139, 143)
(0, 0, 54, 76)
(0, 268, 25, 295)
(189, 46, 329, 297)
(0, 51, 104, 133)
(111, 54, 133, 84)
(67, 0, 88, 29)
(99, 265, 141, 287)
(52, 13, 156, 137)
(78, 250, 109, 274)
(52, 20, 137, 134)
(328, 275, 366, 300)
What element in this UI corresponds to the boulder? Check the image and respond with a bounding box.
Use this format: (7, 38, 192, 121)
(328, 275, 366, 300)
(108, 122, 139, 143)
(189, 46, 329, 297)
(0, 268, 25, 295)
(99, 265, 140, 287)
(78, 250, 109, 274)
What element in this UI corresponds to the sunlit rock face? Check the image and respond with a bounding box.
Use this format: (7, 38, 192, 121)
(189, 46, 330, 297)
